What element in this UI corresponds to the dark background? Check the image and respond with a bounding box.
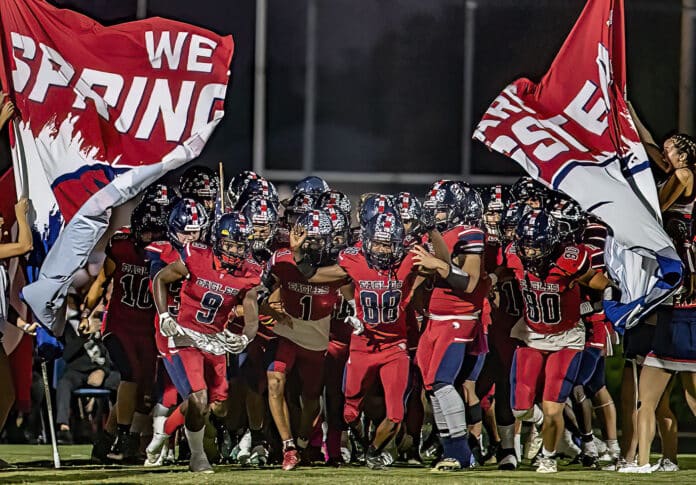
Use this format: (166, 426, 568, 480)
(0, 0, 681, 182)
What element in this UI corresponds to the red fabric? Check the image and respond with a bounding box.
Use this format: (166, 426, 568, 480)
(176, 347, 227, 402)
(267, 336, 326, 400)
(0, 0, 234, 221)
(8, 334, 32, 413)
(416, 318, 478, 389)
(343, 344, 409, 424)
(0, 169, 16, 233)
(164, 403, 185, 436)
(511, 347, 581, 410)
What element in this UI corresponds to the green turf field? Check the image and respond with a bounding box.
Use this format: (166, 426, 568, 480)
(0, 445, 694, 484)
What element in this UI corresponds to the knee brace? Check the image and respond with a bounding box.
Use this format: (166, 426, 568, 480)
(433, 383, 467, 438)
(466, 402, 482, 426)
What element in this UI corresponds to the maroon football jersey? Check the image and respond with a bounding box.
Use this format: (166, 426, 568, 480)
(338, 246, 418, 350)
(178, 243, 262, 334)
(269, 249, 342, 321)
(505, 243, 590, 334)
(104, 233, 155, 334)
(146, 240, 184, 354)
(330, 292, 354, 345)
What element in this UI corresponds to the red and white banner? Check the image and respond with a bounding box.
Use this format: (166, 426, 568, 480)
(473, 0, 680, 330)
(0, 0, 234, 332)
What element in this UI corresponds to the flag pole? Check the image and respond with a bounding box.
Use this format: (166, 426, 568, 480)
(219, 161, 225, 212)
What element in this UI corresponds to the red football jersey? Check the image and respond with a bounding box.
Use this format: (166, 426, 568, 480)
(178, 243, 262, 334)
(104, 233, 155, 334)
(146, 240, 184, 354)
(329, 292, 353, 345)
(428, 225, 487, 316)
(269, 249, 342, 321)
(505, 243, 590, 334)
(338, 246, 418, 350)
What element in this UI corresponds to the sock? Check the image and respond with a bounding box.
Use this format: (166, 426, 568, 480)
(499, 424, 515, 450)
(164, 405, 185, 436)
(514, 433, 522, 460)
(606, 439, 620, 454)
(117, 423, 130, 436)
(152, 404, 169, 436)
(283, 438, 296, 452)
(581, 432, 594, 443)
(448, 435, 473, 466)
(297, 437, 309, 449)
(184, 426, 205, 456)
(542, 446, 555, 458)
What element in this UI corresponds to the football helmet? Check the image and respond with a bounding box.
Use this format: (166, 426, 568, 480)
(131, 201, 168, 246)
(168, 198, 209, 249)
(234, 178, 279, 210)
(179, 166, 219, 212)
(482, 184, 509, 237)
(460, 186, 484, 227)
(317, 190, 352, 218)
(296, 209, 334, 266)
(284, 193, 317, 227)
(215, 212, 253, 271)
(510, 176, 549, 209)
(515, 209, 561, 274)
(240, 197, 279, 255)
(292, 176, 330, 197)
(423, 180, 469, 232)
(358, 194, 399, 230)
(549, 195, 586, 244)
(226, 171, 260, 208)
(362, 213, 405, 270)
(325, 206, 351, 262)
(395, 192, 423, 236)
(141, 183, 179, 208)
(500, 201, 531, 244)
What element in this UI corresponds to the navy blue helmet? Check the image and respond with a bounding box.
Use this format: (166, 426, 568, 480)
(241, 197, 280, 254)
(362, 212, 405, 270)
(284, 193, 317, 227)
(179, 166, 219, 214)
(293, 176, 330, 197)
(215, 212, 253, 271)
(317, 190, 352, 218)
(325, 206, 351, 262)
(423, 180, 469, 231)
(234, 178, 279, 210)
(141, 183, 179, 208)
(296, 209, 334, 266)
(226, 171, 260, 208)
(358, 194, 399, 230)
(167, 198, 209, 249)
(131, 200, 168, 246)
(549, 195, 586, 244)
(515, 209, 561, 273)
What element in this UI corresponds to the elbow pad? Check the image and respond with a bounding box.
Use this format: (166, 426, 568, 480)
(445, 264, 470, 291)
(296, 256, 317, 279)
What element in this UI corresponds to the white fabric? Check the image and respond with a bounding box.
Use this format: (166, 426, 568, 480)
(273, 314, 331, 351)
(510, 318, 585, 351)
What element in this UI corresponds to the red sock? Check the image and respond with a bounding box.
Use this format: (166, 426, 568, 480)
(310, 419, 324, 448)
(164, 405, 185, 436)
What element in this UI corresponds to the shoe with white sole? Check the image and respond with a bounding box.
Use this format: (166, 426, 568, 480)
(618, 462, 652, 474)
(536, 456, 557, 473)
(651, 457, 679, 472)
(523, 427, 542, 461)
(557, 430, 581, 459)
(236, 430, 252, 465)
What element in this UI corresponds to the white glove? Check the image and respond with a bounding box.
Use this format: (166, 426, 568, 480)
(344, 300, 364, 335)
(345, 315, 364, 336)
(159, 312, 183, 337)
(225, 332, 250, 354)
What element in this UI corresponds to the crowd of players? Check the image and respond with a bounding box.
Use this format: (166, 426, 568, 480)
(70, 167, 661, 474)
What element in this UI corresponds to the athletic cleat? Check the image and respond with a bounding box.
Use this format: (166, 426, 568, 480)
(557, 430, 581, 459)
(144, 433, 169, 467)
(651, 457, 679, 472)
(91, 431, 115, 464)
(523, 427, 543, 461)
(301, 445, 326, 465)
(189, 452, 214, 473)
(432, 457, 462, 472)
(235, 430, 252, 465)
(365, 451, 388, 471)
(618, 463, 652, 474)
(497, 449, 518, 470)
(536, 456, 557, 473)
(248, 443, 270, 467)
(282, 449, 300, 471)
(340, 446, 352, 464)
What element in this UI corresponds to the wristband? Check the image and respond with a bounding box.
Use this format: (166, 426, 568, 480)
(445, 264, 470, 291)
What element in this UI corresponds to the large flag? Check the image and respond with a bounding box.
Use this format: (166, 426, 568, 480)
(473, 0, 681, 331)
(0, 0, 234, 333)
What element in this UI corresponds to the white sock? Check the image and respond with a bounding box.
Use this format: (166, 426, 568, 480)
(542, 446, 555, 458)
(499, 424, 515, 450)
(152, 404, 170, 436)
(185, 427, 205, 456)
(514, 433, 522, 460)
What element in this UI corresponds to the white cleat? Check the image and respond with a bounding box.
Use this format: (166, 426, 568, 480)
(651, 457, 679, 472)
(144, 433, 169, 467)
(618, 462, 652, 474)
(236, 429, 252, 465)
(536, 456, 557, 473)
(557, 430, 580, 459)
(523, 427, 543, 461)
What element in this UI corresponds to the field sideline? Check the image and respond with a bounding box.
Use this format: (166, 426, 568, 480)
(1, 445, 694, 484)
